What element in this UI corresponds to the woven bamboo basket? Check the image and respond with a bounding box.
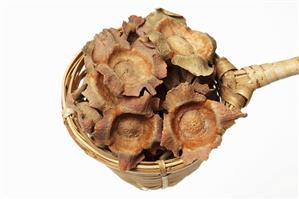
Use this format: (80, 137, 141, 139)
(62, 51, 299, 190)
(62, 51, 202, 190)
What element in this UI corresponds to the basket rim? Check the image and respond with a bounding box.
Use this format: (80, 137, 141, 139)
(61, 50, 200, 174)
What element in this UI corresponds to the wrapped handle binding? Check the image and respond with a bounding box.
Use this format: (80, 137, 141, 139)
(216, 57, 299, 109)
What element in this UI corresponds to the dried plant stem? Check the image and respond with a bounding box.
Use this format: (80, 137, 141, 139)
(217, 56, 299, 109)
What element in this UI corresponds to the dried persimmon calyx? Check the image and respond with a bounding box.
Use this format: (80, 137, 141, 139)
(66, 90, 102, 135)
(93, 91, 155, 147)
(147, 31, 172, 59)
(161, 83, 246, 164)
(137, 8, 186, 37)
(83, 25, 167, 97)
(109, 114, 162, 172)
(117, 153, 145, 172)
(122, 15, 145, 43)
(76, 102, 102, 134)
(92, 28, 130, 64)
(138, 12, 216, 77)
(99, 39, 167, 96)
(89, 90, 163, 171)
(82, 69, 117, 111)
(65, 83, 100, 130)
(95, 64, 124, 96)
(82, 42, 94, 72)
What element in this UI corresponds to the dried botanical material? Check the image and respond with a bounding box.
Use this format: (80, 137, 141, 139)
(137, 9, 216, 77)
(103, 40, 167, 96)
(82, 69, 118, 111)
(162, 65, 220, 102)
(122, 15, 145, 43)
(67, 8, 253, 172)
(93, 91, 154, 146)
(76, 102, 102, 134)
(92, 28, 130, 64)
(82, 41, 96, 72)
(110, 114, 162, 171)
(137, 8, 186, 37)
(65, 83, 87, 106)
(155, 19, 215, 76)
(65, 88, 102, 134)
(83, 27, 167, 97)
(163, 65, 196, 90)
(92, 91, 162, 171)
(161, 83, 246, 164)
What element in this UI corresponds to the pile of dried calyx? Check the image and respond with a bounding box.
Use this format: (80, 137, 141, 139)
(67, 8, 246, 172)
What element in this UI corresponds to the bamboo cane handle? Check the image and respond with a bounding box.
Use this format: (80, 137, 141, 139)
(216, 56, 299, 109)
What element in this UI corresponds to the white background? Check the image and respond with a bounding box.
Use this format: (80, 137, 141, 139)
(1, 0, 298, 198)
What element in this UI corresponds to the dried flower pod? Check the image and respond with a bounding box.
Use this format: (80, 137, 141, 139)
(76, 102, 102, 134)
(137, 8, 186, 37)
(95, 64, 124, 96)
(82, 69, 118, 111)
(83, 27, 167, 97)
(161, 83, 246, 164)
(122, 15, 145, 43)
(65, 87, 102, 134)
(101, 40, 167, 96)
(92, 91, 162, 171)
(109, 114, 162, 171)
(154, 19, 216, 76)
(157, 19, 216, 60)
(92, 28, 130, 64)
(93, 91, 154, 146)
(82, 41, 95, 72)
(138, 11, 216, 77)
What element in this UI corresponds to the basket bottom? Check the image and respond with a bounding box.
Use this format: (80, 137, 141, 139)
(110, 160, 202, 190)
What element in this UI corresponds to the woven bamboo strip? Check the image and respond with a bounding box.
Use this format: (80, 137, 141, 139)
(216, 56, 299, 109)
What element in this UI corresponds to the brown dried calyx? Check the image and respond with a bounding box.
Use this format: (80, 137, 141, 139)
(93, 91, 162, 171)
(83, 25, 167, 97)
(80, 65, 162, 170)
(138, 8, 216, 77)
(161, 83, 246, 164)
(67, 8, 246, 171)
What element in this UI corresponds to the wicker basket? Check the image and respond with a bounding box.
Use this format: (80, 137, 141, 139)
(62, 51, 298, 190)
(61, 51, 203, 190)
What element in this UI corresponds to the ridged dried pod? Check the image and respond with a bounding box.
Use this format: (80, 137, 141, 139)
(83, 27, 167, 97)
(137, 9, 216, 77)
(102, 40, 167, 96)
(93, 91, 162, 171)
(93, 91, 153, 146)
(161, 83, 246, 164)
(155, 19, 215, 76)
(82, 69, 118, 111)
(109, 114, 162, 171)
(76, 102, 102, 134)
(122, 15, 145, 43)
(65, 88, 102, 134)
(137, 8, 186, 37)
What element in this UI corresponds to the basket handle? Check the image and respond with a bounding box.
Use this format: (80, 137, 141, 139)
(216, 56, 299, 109)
